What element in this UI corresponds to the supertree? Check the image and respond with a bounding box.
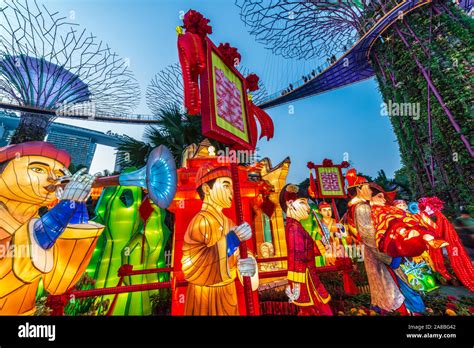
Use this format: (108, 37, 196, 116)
(237, 0, 473, 213)
(146, 63, 184, 115)
(236, 0, 374, 60)
(0, 0, 140, 143)
(146, 63, 268, 115)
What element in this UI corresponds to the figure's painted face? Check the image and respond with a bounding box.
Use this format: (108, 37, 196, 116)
(395, 201, 408, 211)
(204, 176, 233, 208)
(320, 207, 333, 218)
(0, 155, 67, 204)
(356, 184, 372, 201)
(371, 192, 386, 206)
(287, 198, 310, 221)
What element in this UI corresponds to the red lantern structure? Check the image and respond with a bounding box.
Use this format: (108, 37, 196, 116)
(177, 9, 274, 315)
(168, 142, 292, 315)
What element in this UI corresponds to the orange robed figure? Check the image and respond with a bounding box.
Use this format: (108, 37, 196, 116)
(0, 142, 104, 315)
(281, 184, 333, 316)
(181, 164, 256, 315)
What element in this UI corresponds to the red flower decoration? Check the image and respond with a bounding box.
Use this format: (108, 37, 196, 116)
(218, 43, 241, 67)
(468, 307, 474, 314)
(246, 74, 260, 92)
(322, 158, 334, 166)
(341, 161, 350, 168)
(446, 302, 457, 311)
(418, 196, 445, 213)
(183, 10, 212, 38)
(447, 295, 458, 302)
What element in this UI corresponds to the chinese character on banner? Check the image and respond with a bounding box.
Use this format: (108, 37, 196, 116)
(200, 39, 254, 150)
(308, 159, 349, 199)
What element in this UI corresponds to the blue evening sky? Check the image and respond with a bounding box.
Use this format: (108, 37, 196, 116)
(42, 0, 402, 183)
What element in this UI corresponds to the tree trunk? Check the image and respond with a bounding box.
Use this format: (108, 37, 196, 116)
(9, 113, 51, 144)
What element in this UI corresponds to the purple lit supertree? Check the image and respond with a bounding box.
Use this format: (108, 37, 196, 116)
(237, 0, 473, 212)
(0, 0, 140, 143)
(146, 63, 268, 115)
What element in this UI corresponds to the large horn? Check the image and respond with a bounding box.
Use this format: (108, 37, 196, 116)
(85, 145, 177, 209)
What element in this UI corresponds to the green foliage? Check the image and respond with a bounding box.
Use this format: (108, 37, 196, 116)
(150, 289, 171, 315)
(117, 105, 225, 168)
(258, 287, 288, 302)
(64, 274, 109, 316)
(423, 293, 474, 316)
(371, 1, 473, 215)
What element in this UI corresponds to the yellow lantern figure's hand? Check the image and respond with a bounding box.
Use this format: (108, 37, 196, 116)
(237, 256, 256, 277)
(234, 222, 252, 241)
(59, 168, 99, 202)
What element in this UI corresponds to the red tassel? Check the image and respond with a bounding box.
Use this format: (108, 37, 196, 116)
(251, 102, 274, 140)
(434, 211, 474, 291)
(178, 32, 206, 115)
(248, 107, 259, 149)
(309, 171, 317, 198)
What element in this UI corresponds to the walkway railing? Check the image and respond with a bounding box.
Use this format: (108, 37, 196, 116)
(0, 101, 161, 124)
(258, 0, 431, 110)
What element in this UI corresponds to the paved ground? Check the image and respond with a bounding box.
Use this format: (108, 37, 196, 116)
(435, 285, 473, 298)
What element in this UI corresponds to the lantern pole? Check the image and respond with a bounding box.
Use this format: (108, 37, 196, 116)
(230, 158, 255, 316)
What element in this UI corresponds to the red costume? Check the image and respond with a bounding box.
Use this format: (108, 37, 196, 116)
(371, 205, 435, 258)
(418, 197, 474, 291)
(286, 217, 332, 315)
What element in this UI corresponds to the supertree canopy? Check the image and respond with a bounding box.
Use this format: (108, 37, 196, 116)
(1, 55, 91, 108)
(236, 0, 373, 60)
(237, 0, 473, 213)
(146, 63, 185, 115)
(146, 63, 268, 115)
(0, 0, 140, 143)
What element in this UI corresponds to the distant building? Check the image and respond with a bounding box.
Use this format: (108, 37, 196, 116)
(0, 122, 13, 146)
(0, 123, 6, 146)
(46, 131, 97, 169)
(0, 112, 124, 170)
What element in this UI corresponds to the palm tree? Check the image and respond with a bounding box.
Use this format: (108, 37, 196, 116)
(117, 136, 152, 168)
(117, 105, 223, 168)
(374, 169, 412, 201)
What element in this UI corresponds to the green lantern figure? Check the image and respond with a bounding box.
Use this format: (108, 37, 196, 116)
(86, 177, 171, 316)
(300, 203, 327, 267)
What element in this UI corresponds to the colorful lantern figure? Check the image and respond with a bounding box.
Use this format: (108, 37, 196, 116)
(393, 199, 438, 293)
(0, 141, 104, 315)
(370, 187, 448, 260)
(315, 202, 350, 265)
(85, 179, 171, 315)
(346, 169, 446, 315)
(181, 163, 257, 315)
(280, 184, 333, 316)
(346, 170, 408, 314)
